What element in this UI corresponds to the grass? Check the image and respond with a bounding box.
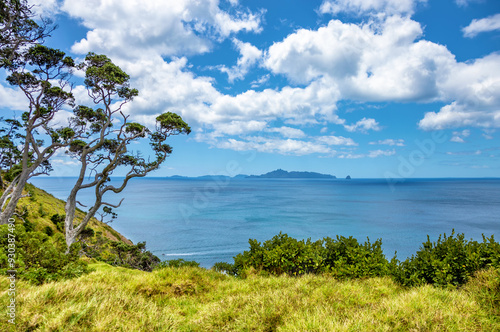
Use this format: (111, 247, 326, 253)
(1, 262, 499, 331)
(18, 183, 132, 244)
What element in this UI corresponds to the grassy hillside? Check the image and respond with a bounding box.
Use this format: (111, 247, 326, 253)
(16, 182, 132, 245)
(1, 262, 499, 331)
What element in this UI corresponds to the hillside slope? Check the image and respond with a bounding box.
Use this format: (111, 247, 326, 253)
(9, 182, 132, 245)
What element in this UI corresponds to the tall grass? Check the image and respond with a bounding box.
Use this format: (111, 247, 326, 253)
(1, 262, 498, 331)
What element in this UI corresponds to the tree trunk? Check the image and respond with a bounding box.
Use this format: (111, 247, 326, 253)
(0, 175, 27, 224)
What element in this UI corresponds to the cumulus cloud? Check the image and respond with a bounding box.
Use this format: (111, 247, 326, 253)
(219, 39, 263, 82)
(344, 117, 381, 133)
(62, 0, 263, 59)
(319, 0, 426, 16)
(419, 102, 500, 130)
(265, 16, 454, 102)
(463, 13, 500, 38)
(50, 0, 500, 159)
(264, 14, 500, 130)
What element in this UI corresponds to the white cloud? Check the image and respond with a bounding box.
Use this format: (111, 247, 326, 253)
(419, 103, 500, 131)
(264, 15, 500, 130)
(217, 137, 333, 156)
(219, 39, 263, 82)
(344, 117, 381, 133)
(267, 127, 307, 138)
(250, 74, 270, 88)
(54, 0, 500, 156)
(450, 129, 470, 143)
(316, 135, 358, 146)
(419, 53, 500, 130)
(212, 120, 268, 136)
(208, 76, 343, 126)
(319, 0, 426, 16)
(463, 13, 500, 38)
(28, 0, 59, 17)
(62, 0, 263, 59)
(0, 84, 28, 111)
(265, 16, 455, 102)
(367, 149, 396, 158)
(369, 139, 405, 146)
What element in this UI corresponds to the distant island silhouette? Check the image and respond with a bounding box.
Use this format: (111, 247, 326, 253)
(167, 169, 345, 179)
(247, 169, 336, 179)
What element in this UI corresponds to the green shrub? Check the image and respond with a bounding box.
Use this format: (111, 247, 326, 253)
(0, 222, 93, 285)
(213, 262, 239, 276)
(217, 232, 391, 278)
(108, 241, 161, 272)
(323, 235, 391, 279)
(392, 231, 500, 287)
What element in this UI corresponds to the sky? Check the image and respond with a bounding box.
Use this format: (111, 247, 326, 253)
(1, 0, 500, 178)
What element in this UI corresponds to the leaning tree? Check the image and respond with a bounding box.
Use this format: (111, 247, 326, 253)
(63, 53, 190, 251)
(0, 45, 76, 225)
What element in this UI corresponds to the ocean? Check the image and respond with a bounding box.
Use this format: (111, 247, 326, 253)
(30, 177, 500, 268)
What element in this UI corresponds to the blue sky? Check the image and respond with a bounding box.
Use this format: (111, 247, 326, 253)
(1, 0, 500, 178)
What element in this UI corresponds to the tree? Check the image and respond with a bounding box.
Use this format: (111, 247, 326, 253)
(0, 0, 54, 68)
(63, 53, 190, 251)
(0, 45, 75, 225)
(0, 117, 23, 190)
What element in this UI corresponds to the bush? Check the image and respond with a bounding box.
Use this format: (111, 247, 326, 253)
(108, 241, 161, 272)
(323, 235, 391, 279)
(216, 232, 391, 278)
(392, 231, 500, 287)
(0, 222, 93, 285)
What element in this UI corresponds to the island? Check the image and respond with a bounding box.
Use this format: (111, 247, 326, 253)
(247, 169, 336, 179)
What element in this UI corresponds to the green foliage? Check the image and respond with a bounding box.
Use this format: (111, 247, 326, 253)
(43, 225, 54, 236)
(155, 258, 200, 270)
(215, 231, 500, 288)
(217, 232, 391, 278)
(79, 52, 138, 100)
(156, 112, 191, 135)
(391, 230, 500, 288)
(108, 241, 160, 272)
(0, 223, 92, 285)
(68, 139, 87, 154)
(125, 122, 147, 136)
(50, 213, 65, 232)
(323, 235, 391, 279)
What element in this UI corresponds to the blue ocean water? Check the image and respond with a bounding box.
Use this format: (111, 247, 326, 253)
(30, 177, 500, 268)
